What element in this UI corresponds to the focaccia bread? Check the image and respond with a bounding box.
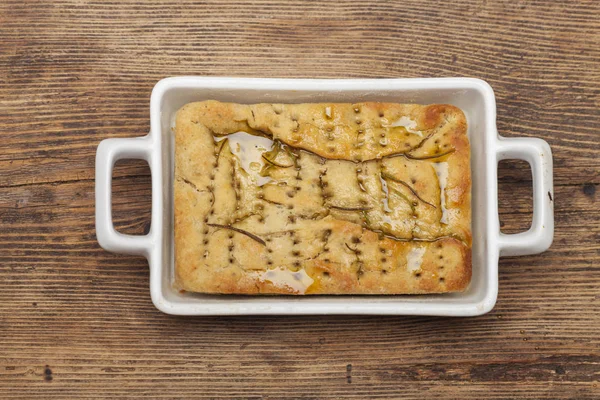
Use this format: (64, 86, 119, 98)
(174, 101, 471, 295)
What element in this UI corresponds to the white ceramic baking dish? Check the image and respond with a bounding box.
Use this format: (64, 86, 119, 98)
(95, 77, 554, 316)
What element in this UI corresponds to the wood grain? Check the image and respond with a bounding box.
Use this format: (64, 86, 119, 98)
(1, 0, 599, 398)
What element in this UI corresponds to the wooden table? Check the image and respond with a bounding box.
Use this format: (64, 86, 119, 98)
(1, 1, 598, 398)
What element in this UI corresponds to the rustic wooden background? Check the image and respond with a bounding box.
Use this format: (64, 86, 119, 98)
(1, 0, 598, 398)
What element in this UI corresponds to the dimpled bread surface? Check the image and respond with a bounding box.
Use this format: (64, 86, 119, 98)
(174, 100, 471, 295)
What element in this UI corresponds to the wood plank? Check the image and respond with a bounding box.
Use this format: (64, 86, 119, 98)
(0, 0, 598, 398)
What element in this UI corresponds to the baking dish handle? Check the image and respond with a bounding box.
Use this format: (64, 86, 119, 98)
(496, 137, 554, 257)
(95, 135, 153, 257)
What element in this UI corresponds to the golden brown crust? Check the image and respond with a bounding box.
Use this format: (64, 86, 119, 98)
(174, 101, 471, 295)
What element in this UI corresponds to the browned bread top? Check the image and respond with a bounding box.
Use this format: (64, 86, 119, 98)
(174, 101, 471, 295)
